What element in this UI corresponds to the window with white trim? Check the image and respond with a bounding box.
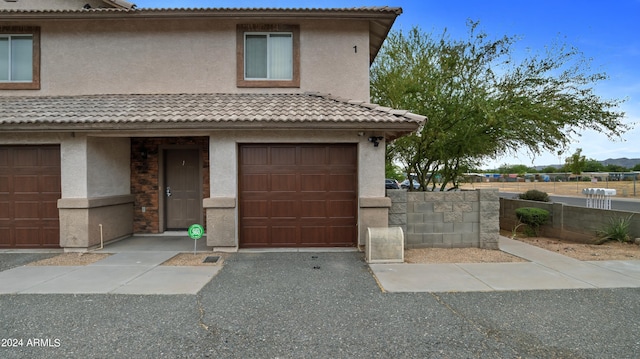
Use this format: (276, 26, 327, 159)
(245, 33, 293, 80)
(0, 26, 40, 90)
(236, 24, 299, 88)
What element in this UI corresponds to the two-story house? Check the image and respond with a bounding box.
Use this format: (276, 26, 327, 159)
(0, 0, 424, 250)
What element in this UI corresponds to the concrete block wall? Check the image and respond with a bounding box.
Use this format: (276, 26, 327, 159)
(500, 198, 640, 243)
(387, 189, 499, 249)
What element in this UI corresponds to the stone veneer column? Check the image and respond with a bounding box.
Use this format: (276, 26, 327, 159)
(359, 197, 392, 247)
(204, 197, 237, 249)
(478, 188, 500, 249)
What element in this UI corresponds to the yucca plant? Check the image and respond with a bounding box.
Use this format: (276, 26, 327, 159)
(594, 215, 634, 244)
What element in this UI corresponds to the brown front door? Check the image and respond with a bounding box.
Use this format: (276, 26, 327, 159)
(0, 146, 61, 248)
(239, 144, 358, 248)
(164, 149, 201, 230)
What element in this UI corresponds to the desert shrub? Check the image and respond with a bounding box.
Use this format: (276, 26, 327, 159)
(515, 207, 550, 236)
(518, 189, 550, 202)
(594, 215, 634, 244)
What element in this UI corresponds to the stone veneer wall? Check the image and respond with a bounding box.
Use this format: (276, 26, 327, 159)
(387, 188, 499, 249)
(130, 137, 210, 233)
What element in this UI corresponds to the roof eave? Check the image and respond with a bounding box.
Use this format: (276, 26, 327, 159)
(0, 120, 420, 133)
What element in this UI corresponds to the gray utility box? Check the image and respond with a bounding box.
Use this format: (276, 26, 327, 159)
(366, 227, 404, 264)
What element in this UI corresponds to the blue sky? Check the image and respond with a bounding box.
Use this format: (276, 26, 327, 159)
(134, 0, 640, 169)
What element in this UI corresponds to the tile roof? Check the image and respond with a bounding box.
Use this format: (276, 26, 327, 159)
(0, 92, 425, 133)
(0, 6, 402, 15)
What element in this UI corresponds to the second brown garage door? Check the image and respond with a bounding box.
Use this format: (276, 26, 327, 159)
(0, 146, 61, 248)
(239, 144, 357, 248)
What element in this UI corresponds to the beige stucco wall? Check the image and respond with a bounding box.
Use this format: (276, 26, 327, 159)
(61, 135, 130, 198)
(2, 18, 371, 101)
(205, 129, 387, 248)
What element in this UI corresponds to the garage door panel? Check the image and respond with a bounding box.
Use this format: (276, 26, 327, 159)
(243, 227, 269, 245)
(329, 200, 356, 218)
(13, 148, 39, 167)
(271, 147, 297, 165)
(271, 200, 298, 218)
(271, 226, 297, 246)
(331, 226, 358, 245)
(41, 175, 61, 193)
(41, 227, 60, 247)
(14, 175, 39, 193)
(300, 174, 326, 191)
(300, 147, 326, 165)
(300, 200, 326, 218)
(0, 149, 8, 166)
(0, 146, 60, 248)
(300, 226, 326, 245)
(329, 146, 357, 165)
(242, 174, 269, 191)
(0, 175, 9, 191)
(240, 144, 356, 248)
(0, 203, 9, 219)
(271, 174, 296, 191)
(241, 200, 268, 218)
(14, 227, 40, 246)
(241, 146, 269, 165)
(14, 201, 40, 218)
(42, 202, 59, 219)
(0, 228, 11, 247)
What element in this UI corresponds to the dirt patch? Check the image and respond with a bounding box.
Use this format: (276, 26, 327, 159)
(405, 247, 525, 263)
(512, 235, 640, 261)
(27, 252, 229, 267)
(403, 230, 640, 264)
(28, 253, 110, 266)
(161, 252, 228, 266)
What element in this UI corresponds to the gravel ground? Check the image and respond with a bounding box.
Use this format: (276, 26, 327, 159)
(23, 236, 639, 267)
(2, 251, 639, 358)
(0, 253, 59, 271)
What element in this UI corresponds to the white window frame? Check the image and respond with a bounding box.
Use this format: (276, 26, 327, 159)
(236, 24, 299, 88)
(0, 26, 40, 90)
(0, 34, 33, 82)
(243, 32, 293, 81)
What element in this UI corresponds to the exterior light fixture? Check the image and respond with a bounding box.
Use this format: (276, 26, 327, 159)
(368, 136, 384, 147)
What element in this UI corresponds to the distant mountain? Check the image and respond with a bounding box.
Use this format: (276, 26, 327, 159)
(600, 158, 640, 169)
(534, 158, 640, 171)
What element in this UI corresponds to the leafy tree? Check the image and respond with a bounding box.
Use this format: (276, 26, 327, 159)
(633, 164, 640, 171)
(501, 164, 532, 175)
(541, 166, 557, 173)
(583, 159, 604, 172)
(371, 23, 628, 191)
(604, 164, 627, 172)
(565, 148, 587, 175)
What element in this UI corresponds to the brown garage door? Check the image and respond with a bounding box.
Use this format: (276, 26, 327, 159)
(239, 144, 357, 248)
(0, 146, 61, 248)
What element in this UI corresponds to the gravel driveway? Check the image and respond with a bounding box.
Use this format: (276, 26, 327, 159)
(2, 251, 639, 358)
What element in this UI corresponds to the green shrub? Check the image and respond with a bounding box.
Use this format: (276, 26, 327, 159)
(515, 207, 550, 236)
(594, 215, 634, 244)
(518, 189, 550, 202)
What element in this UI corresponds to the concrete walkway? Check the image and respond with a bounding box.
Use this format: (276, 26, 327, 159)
(370, 236, 640, 292)
(2, 235, 640, 294)
(0, 235, 222, 295)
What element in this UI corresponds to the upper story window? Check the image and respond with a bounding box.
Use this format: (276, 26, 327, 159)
(0, 26, 40, 90)
(237, 24, 299, 88)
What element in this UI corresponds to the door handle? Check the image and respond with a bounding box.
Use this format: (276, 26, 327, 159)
(166, 186, 172, 197)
